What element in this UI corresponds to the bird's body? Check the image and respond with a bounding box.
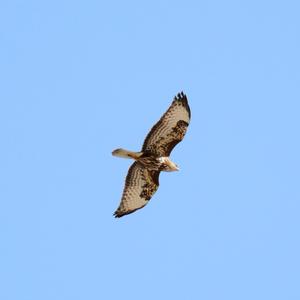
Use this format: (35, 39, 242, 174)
(112, 149, 179, 171)
(139, 156, 179, 172)
(112, 92, 191, 217)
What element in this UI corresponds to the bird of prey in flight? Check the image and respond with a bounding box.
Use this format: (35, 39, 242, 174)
(112, 92, 191, 218)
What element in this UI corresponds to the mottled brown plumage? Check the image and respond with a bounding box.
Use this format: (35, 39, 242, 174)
(112, 92, 191, 218)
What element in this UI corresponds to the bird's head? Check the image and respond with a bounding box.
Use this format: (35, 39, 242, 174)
(170, 161, 180, 171)
(162, 157, 179, 172)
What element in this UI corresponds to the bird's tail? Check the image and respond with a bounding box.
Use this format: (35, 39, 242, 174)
(112, 148, 143, 160)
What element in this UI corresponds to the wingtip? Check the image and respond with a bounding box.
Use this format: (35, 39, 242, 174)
(174, 91, 191, 119)
(113, 205, 146, 218)
(175, 91, 187, 100)
(113, 209, 129, 218)
(174, 91, 188, 105)
(113, 211, 122, 218)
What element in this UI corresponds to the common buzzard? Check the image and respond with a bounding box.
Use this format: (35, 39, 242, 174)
(112, 92, 191, 217)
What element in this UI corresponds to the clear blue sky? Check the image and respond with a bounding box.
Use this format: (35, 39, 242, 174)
(1, 1, 299, 299)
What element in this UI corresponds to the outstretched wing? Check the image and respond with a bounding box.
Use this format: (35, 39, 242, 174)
(142, 92, 191, 157)
(114, 162, 160, 218)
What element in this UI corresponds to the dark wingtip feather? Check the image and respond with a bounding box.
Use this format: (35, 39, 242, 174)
(113, 210, 128, 218)
(113, 209, 133, 218)
(175, 91, 186, 100)
(174, 91, 191, 119)
(113, 205, 146, 218)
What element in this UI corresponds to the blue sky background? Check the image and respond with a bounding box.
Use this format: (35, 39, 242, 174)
(1, 1, 300, 299)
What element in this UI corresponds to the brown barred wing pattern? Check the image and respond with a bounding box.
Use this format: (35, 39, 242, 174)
(142, 92, 191, 157)
(114, 162, 160, 218)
